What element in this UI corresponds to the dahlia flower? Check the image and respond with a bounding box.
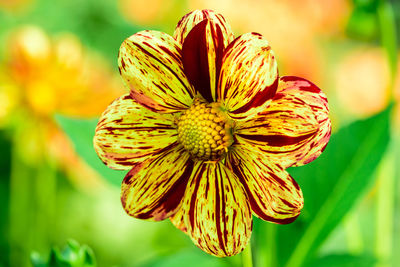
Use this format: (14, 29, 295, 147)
(94, 9, 331, 257)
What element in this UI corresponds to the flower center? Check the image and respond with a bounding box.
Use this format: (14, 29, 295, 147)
(177, 99, 233, 161)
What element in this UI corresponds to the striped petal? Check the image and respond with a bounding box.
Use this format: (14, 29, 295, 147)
(174, 9, 234, 46)
(181, 17, 234, 102)
(121, 144, 194, 221)
(170, 205, 188, 234)
(227, 148, 303, 223)
(218, 32, 279, 120)
(179, 162, 252, 257)
(118, 30, 195, 113)
(236, 76, 331, 168)
(93, 94, 178, 170)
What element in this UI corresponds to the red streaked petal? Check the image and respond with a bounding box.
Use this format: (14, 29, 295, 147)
(179, 162, 252, 257)
(170, 206, 188, 234)
(118, 30, 195, 113)
(227, 148, 303, 223)
(174, 9, 234, 45)
(93, 94, 178, 170)
(279, 76, 331, 166)
(182, 18, 234, 102)
(121, 145, 194, 221)
(218, 32, 278, 120)
(236, 76, 331, 168)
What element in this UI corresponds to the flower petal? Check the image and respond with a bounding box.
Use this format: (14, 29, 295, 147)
(227, 148, 303, 223)
(170, 205, 188, 234)
(236, 76, 331, 168)
(181, 17, 234, 102)
(118, 30, 195, 113)
(179, 162, 252, 257)
(218, 32, 279, 120)
(121, 145, 194, 221)
(174, 9, 234, 45)
(93, 94, 178, 170)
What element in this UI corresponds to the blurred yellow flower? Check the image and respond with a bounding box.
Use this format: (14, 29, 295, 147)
(335, 47, 391, 116)
(1, 25, 124, 188)
(7, 26, 124, 118)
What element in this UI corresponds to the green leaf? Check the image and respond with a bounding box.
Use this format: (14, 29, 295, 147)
(309, 254, 377, 267)
(278, 106, 391, 267)
(55, 115, 125, 187)
(31, 252, 47, 267)
(346, 8, 378, 41)
(352, 0, 379, 9)
(31, 240, 96, 267)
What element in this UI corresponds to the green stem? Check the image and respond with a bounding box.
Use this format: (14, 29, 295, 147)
(34, 121, 57, 250)
(9, 123, 34, 266)
(9, 118, 58, 266)
(242, 242, 253, 267)
(377, 0, 398, 96)
(375, 1, 397, 266)
(375, 148, 395, 267)
(344, 212, 363, 254)
(264, 223, 276, 267)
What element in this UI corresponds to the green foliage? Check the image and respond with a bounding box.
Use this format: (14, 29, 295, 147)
(0, 131, 11, 267)
(346, 7, 379, 41)
(377, 0, 398, 81)
(308, 254, 376, 267)
(346, 0, 380, 41)
(55, 115, 125, 187)
(274, 106, 391, 267)
(31, 240, 96, 267)
(142, 249, 231, 267)
(346, 0, 400, 54)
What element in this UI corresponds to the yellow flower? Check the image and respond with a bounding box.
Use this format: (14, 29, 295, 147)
(2, 26, 124, 188)
(94, 10, 331, 257)
(335, 47, 391, 116)
(6, 26, 123, 118)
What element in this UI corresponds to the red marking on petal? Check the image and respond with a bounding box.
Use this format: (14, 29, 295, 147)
(126, 40, 193, 99)
(230, 161, 299, 225)
(121, 58, 126, 70)
(280, 76, 321, 94)
(182, 20, 212, 102)
(189, 164, 206, 227)
(129, 90, 166, 112)
(182, 19, 227, 102)
(214, 167, 227, 256)
(136, 159, 194, 220)
(237, 131, 316, 147)
(230, 76, 278, 115)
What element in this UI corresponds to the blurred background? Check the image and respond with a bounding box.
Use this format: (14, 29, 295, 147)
(0, 0, 399, 266)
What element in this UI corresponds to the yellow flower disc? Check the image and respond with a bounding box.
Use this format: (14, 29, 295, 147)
(177, 99, 233, 161)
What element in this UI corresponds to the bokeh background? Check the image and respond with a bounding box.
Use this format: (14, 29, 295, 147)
(0, 0, 399, 266)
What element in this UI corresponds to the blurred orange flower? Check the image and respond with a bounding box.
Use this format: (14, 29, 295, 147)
(1, 25, 124, 188)
(118, 0, 186, 29)
(7, 26, 123, 118)
(335, 47, 391, 117)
